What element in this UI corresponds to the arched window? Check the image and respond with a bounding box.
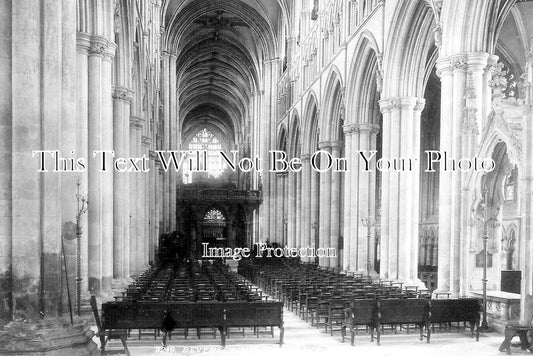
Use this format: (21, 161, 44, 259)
(183, 128, 225, 183)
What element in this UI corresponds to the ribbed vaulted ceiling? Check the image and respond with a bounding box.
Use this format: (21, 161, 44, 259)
(162, 0, 285, 149)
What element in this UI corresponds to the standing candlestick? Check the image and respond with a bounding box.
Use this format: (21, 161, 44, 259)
(471, 188, 498, 332)
(75, 177, 88, 316)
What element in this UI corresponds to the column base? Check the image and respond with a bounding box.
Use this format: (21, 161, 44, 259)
(403, 277, 428, 292)
(0, 318, 97, 355)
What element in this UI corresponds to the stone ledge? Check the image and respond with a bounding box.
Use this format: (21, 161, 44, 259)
(0, 318, 97, 355)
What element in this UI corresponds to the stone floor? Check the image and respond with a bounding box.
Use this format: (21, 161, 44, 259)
(95, 308, 523, 356)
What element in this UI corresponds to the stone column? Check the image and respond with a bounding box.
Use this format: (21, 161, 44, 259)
(76, 32, 90, 293)
(112, 86, 129, 279)
(378, 97, 424, 283)
(269, 60, 281, 236)
(300, 154, 311, 261)
(123, 92, 133, 277)
(342, 125, 354, 271)
(1, 1, 96, 351)
(349, 127, 360, 271)
(142, 136, 151, 266)
(287, 170, 297, 247)
(318, 142, 332, 266)
(129, 117, 143, 275)
(161, 51, 170, 233)
(520, 52, 533, 322)
(0, 0, 12, 320)
(169, 54, 178, 232)
(87, 35, 106, 292)
(435, 53, 487, 295)
(295, 169, 302, 248)
(101, 41, 115, 291)
(261, 62, 272, 242)
(134, 124, 145, 271)
(310, 159, 319, 264)
(276, 173, 285, 243)
(329, 141, 342, 268)
(354, 123, 380, 272)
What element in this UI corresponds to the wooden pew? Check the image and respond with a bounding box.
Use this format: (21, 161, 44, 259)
(428, 298, 481, 341)
(341, 299, 377, 345)
(91, 296, 130, 355)
(100, 301, 284, 348)
(224, 302, 284, 346)
(375, 298, 430, 345)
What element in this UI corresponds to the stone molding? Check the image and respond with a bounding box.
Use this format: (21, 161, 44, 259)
(329, 140, 343, 149)
(317, 141, 331, 150)
(130, 116, 144, 129)
(112, 86, 133, 102)
(88, 35, 109, 57)
(300, 153, 311, 162)
(354, 122, 380, 134)
(76, 32, 91, 53)
(142, 136, 151, 147)
(378, 97, 423, 113)
(436, 52, 491, 76)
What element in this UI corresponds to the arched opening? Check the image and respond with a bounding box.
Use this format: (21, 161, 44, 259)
(200, 207, 227, 248)
(418, 61, 441, 290)
(182, 128, 227, 184)
(473, 141, 521, 294)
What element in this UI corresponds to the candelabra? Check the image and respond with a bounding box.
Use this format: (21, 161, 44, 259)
(75, 177, 88, 316)
(471, 188, 499, 331)
(361, 218, 374, 277)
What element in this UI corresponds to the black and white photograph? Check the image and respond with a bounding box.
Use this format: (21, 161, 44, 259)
(1, 0, 533, 355)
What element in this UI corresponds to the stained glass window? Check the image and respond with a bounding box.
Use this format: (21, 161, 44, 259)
(183, 128, 225, 183)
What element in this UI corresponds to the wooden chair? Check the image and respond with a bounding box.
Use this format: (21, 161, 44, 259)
(90, 296, 130, 356)
(499, 313, 533, 355)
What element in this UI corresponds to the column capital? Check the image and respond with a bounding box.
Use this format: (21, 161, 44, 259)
(142, 136, 151, 147)
(103, 41, 117, 62)
(354, 122, 381, 134)
(88, 35, 109, 57)
(414, 98, 426, 112)
(437, 52, 491, 76)
(484, 54, 500, 74)
(112, 85, 132, 102)
(379, 97, 423, 112)
(76, 32, 91, 53)
(449, 54, 468, 72)
(130, 116, 144, 129)
(343, 123, 356, 135)
(467, 52, 490, 72)
(149, 150, 160, 161)
(318, 141, 331, 150)
(378, 98, 400, 113)
(329, 140, 343, 149)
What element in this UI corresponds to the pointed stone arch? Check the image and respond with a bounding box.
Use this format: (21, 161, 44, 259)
(302, 90, 320, 154)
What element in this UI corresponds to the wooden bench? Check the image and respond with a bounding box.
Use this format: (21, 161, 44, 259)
(428, 298, 481, 341)
(376, 298, 430, 345)
(341, 299, 377, 345)
(100, 300, 284, 348)
(90, 296, 130, 355)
